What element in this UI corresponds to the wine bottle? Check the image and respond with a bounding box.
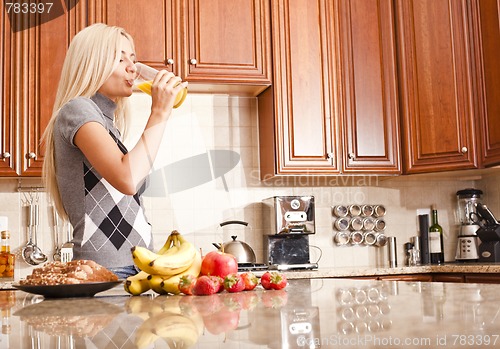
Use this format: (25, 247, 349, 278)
(429, 206, 444, 264)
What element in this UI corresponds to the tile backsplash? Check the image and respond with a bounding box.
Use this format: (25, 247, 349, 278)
(2, 93, 500, 279)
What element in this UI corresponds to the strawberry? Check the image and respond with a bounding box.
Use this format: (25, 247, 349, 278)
(209, 275, 224, 293)
(192, 275, 219, 296)
(260, 271, 288, 290)
(178, 274, 197, 295)
(240, 272, 258, 291)
(223, 273, 246, 293)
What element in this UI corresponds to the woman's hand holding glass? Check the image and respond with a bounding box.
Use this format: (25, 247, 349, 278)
(134, 62, 188, 109)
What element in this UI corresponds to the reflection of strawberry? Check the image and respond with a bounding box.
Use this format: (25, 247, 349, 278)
(221, 293, 243, 312)
(223, 273, 245, 293)
(260, 271, 287, 290)
(192, 275, 218, 296)
(178, 274, 197, 295)
(188, 294, 223, 316)
(237, 291, 259, 310)
(204, 307, 241, 335)
(240, 272, 258, 291)
(261, 289, 288, 308)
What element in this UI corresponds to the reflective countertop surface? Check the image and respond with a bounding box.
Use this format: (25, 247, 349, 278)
(2, 277, 500, 348)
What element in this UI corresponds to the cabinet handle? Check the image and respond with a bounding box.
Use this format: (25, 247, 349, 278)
(27, 152, 36, 159)
(461, 147, 468, 154)
(348, 153, 355, 160)
(327, 153, 334, 159)
(189, 58, 198, 65)
(1, 152, 10, 159)
(166, 58, 174, 65)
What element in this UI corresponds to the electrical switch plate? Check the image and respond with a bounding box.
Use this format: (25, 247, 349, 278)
(416, 208, 431, 217)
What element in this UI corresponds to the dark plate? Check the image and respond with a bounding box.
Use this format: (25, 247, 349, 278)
(13, 281, 123, 298)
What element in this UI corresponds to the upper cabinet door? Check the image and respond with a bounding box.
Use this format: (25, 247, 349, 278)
(473, 0, 500, 167)
(89, 0, 179, 73)
(19, 3, 82, 176)
(92, 0, 271, 94)
(182, 0, 271, 84)
(0, 5, 16, 176)
(396, 0, 478, 174)
(335, 0, 401, 173)
(259, 0, 338, 176)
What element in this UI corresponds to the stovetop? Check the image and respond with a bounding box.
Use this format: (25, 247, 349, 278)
(237, 263, 319, 273)
(238, 263, 269, 272)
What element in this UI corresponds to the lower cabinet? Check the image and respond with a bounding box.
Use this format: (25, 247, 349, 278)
(378, 274, 433, 282)
(464, 274, 500, 284)
(431, 273, 465, 283)
(432, 273, 500, 284)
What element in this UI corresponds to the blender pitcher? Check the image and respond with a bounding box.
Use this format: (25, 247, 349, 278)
(455, 188, 483, 262)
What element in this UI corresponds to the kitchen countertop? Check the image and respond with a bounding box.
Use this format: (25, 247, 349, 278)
(283, 263, 500, 279)
(3, 277, 500, 348)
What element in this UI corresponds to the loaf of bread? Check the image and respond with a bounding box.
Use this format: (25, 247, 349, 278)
(20, 260, 119, 285)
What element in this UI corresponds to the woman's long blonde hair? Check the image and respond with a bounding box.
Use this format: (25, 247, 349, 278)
(42, 23, 135, 221)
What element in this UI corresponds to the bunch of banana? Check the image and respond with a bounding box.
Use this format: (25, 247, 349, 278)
(124, 271, 151, 296)
(125, 230, 201, 296)
(160, 247, 201, 295)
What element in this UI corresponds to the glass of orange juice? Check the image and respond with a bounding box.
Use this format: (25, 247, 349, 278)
(134, 62, 187, 108)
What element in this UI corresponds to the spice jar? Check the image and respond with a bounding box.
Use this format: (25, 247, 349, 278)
(0, 231, 14, 279)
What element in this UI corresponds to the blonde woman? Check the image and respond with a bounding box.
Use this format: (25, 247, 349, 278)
(42, 23, 187, 278)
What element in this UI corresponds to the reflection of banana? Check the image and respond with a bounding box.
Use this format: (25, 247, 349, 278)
(125, 296, 155, 320)
(131, 295, 204, 348)
(124, 271, 151, 296)
(151, 313, 199, 347)
(160, 248, 202, 295)
(135, 325, 160, 349)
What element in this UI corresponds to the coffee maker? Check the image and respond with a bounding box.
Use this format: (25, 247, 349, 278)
(262, 196, 318, 270)
(455, 188, 482, 262)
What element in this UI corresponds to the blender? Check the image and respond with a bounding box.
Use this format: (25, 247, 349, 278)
(455, 188, 482, 262)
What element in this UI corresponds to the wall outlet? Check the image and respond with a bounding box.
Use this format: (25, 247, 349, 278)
(416, 208, 431, 217)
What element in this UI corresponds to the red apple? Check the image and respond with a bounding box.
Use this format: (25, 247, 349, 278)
(200, 251, 238, 279)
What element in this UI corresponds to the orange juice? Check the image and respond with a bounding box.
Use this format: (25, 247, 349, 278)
(136, 80, 187, 108)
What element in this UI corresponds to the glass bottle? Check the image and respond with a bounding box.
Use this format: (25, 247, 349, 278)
(429, 207, 445, 264)
(0, 231, 14, 280)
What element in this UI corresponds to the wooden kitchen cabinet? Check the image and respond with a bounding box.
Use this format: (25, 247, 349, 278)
(378, 274, 433, 282)
(258, 0, 401, 178)
(334, 0, 401, 173)
(90, 0, 271, 95)
(0, 1, 84, 176)
(1, 0, 270, 178)
(0, 3, 16, 176)
(432, 273, 465, 283)
(471, 0, 500, 167)
(395, 0, 479, 174)
(465, 274, 500, 284)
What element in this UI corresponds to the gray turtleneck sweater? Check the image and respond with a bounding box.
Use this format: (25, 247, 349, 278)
(53, 93, 153, 269)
